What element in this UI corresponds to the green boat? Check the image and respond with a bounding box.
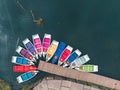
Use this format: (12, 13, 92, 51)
(75, 65, 98, 72)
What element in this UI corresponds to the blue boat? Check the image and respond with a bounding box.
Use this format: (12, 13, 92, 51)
(51, 42, 66, 64)
(16, 71, 38, 83)
(11, 56, 34, 66)
(63, 49, 81, 67)
(23, 38, 38, 59)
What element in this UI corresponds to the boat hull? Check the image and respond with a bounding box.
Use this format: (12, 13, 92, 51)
(32, 34, 43, 58)
(42, 33, 51, 57)
(16, 71, 38, 83)
(13, 65, 37, 72)
(51, 42, 66, 64)
(63, 49, 81, 67)
(11, 56, 34, 66)
(58, 45, 73, 65)
(46, 40, 59, 62)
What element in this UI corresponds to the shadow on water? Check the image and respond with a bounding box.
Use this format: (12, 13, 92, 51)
(0, 0, 120, 89)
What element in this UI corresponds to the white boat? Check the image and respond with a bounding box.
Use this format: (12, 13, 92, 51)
(42, 33, 51, 57)
(32, 34, 43, 58)
(69, 54, 90, 69)
(46, 40, 59, 62)
(75, 65, 98, 72)
(11, 56, 34, 66)
(16, 70, 38, 83)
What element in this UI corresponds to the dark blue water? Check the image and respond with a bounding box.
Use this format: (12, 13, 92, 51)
(0, 0, 120, 89)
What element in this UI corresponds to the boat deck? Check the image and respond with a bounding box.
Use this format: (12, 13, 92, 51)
(38, 61, 120, 90)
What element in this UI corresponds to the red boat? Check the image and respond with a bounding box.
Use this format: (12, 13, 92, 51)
(13, 65, 37, 72)
(58, 45, 73, 65)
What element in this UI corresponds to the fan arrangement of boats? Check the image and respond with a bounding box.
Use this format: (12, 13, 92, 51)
(11, 33, 98, 83)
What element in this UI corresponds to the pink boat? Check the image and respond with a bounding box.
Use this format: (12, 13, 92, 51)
(32, 34, 43, 58)
(16, 46, 35, 61)
(42, 33, 51, 57)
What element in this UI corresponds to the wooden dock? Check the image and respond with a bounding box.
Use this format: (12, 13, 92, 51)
(38, 61, 120, 90)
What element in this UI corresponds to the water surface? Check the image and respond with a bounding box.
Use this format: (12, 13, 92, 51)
(0, 0, 120, 89)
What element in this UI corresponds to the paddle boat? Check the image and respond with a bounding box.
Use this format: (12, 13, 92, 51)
(58, 45, 73, 66)
(46, 40, 59, 62)
(32, 34, 43, 57)
(42, 33, 51, 57)
(11, 56, 34, 66)
(16, 46, 35, 61)
(70, 54, 90, 69)
(13, 65, 37, 72)
(23, 38, 38, 59)
(16, 70, 38, 83)
(75, 65, 98, 72)
(63, 49, 81, 67)
(51, 42, 66, 64)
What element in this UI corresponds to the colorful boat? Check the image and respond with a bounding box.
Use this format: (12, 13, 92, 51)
(13, 65, 37, 72)
(16, 46, 35, 61)
(75, 65, 98, 72)
(42, 33, 51, 57)
(58, 45, 73, 66)
(11, 56, 34, 66)
(46, 40, 59, 62)
(16, 70, 38, 83)
(32, 34, 43, 58)
(70, 54, 90, 69)
(63, 49, 81, 67)
(23, 38, 37, 59)
(51, 42, 66, 64)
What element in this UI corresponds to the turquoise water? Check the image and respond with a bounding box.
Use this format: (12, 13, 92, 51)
(0, 0, 120, 89)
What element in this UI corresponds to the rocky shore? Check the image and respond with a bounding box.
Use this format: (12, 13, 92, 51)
(0, 79, 11, 90)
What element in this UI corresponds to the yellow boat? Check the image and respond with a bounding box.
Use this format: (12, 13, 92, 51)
(46, 40, 59, 62)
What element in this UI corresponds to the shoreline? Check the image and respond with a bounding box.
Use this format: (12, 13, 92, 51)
(0, 79, 11, 90)
(26, 74, 112, 90)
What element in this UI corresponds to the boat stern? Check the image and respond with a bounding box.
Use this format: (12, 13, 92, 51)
(38, 53, 42, 57)
(44, 33, 51, 39)
(32, 34, 39, 39)
(84, 54, 90, 62)
(35, 54, 39, 59)
(66, 45, 73, 52)
(34, 70, 39, 74)
(23, 38, 30, 45)
(46, 57, 50, 62)
(63, 63, 68, 67)
(11, 56, 17, 63)
(75, 49, 82, 56)
(58, 61, 63, 66)
(16, 46, 22, 53)
(16, 76, 23, 83)
(29, 61, 35, 65)
(42, 52, 46, 57)
(52, 40, 59, 45)
(94, 65, 98, 72)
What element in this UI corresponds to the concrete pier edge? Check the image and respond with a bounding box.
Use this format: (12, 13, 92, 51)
(37, 61, 120, 90)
